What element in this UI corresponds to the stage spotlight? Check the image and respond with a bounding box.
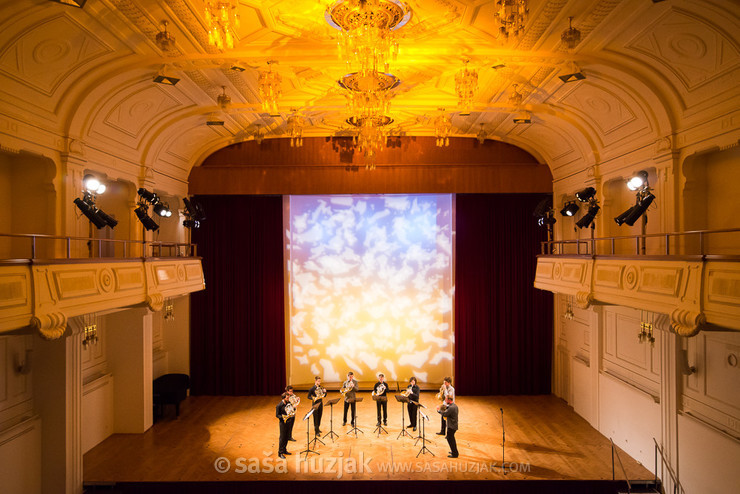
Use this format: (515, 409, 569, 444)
(153, 202, 172, 217)
(576, 203, 600, 229)
(74, 197, 107, 229)
(627, 170, 649, 191)
(183, 197, 206, 229)
(533, 197, 556, 228)
(575, 187, 596, 202)
(96, 208, 118, 228)
(560, 201, 580, 217)
(135, 205, 159, 231)
(614, 206, 636, 226)
(83, 174, 107, 194)
(622, 192, 655, 226)
(137, 188, 158, 204)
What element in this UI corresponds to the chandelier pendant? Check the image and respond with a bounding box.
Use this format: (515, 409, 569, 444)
(494, 0, 528, 41)
(205, 0, 240, 50)
(455, 60, 478, 116)
(259, 62, 282, 116)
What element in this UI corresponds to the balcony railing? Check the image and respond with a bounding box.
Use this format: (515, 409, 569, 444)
(0, 232, 197, 260)
(541, 228, 740, 258)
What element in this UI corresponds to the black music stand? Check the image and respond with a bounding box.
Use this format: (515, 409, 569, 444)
(415, 409, 434, 457)
(414, 401, 430, 444)
(299, 404, 320, 459)
(322, 397, 340, 442)
(347, 397, 364, 438)
(309, 401, 325, 450)
(372, 394, 388, 436)
(395, 394, 413, 440)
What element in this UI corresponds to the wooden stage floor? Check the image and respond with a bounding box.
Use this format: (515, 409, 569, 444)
(84, 393, 653, 483)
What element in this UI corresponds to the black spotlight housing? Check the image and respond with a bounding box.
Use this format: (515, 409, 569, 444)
(135, 205, 160, 231)
(575, 187, 596, 202)
(560, 201, 580, 217)
(137, 188, 158, 204)
(576, 203, 600, 229)
(152, 202, 172, 217)
(183, 197, 206, 229)
(623, 192, 655, 226)
(74, 197, 107, 229)
(96, 208, 118, 228)
(614, 206, 636, 226)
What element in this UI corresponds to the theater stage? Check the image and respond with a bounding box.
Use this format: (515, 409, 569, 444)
(84, 393, 653, 487)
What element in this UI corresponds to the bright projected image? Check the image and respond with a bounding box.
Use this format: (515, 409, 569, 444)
(286, 194, 454, 386)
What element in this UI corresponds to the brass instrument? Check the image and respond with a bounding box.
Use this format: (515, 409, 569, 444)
(340, 379, 355, 396)
(281, 401, 296, 421)
(372, 382, 387, 397)
(289, 394, 300, 408)
(313, 386, 326, 402)
(401, 384, 413, 397)
(435, 384, 445, 401)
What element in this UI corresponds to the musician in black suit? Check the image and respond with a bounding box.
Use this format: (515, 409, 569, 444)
(307, 376, 324, 434)
(437, 396, 459, 458)
(437, 377, 455, 436)
(285, 385, 297, 441)
(405, 377, 421, 431)
(373, 373, 389, 426)
(275, 393, 293, 459)
(341, 371, 358, 426)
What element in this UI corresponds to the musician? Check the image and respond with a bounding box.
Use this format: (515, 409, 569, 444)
(275, 393, 292, 459)
(437, 395, 459, 458)
(436, 377, 455, 436)
(405, 377, 420, 431)
(342, 371, 358, 426)
(307, 375, 324, 434)
(285, 385, 297, 441)
(373, 373, 389, 426)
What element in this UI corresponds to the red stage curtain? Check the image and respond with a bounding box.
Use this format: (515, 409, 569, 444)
(454, 194, 553, 395)
(189, 195, 285, 395)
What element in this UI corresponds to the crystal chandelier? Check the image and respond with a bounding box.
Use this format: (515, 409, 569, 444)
(455, 60, 478, 116)
(508, 83, 523, 106)
(349, 115, 392, 169)
(258, 62, 282, 116)
(326, 0, 412, 75)
(434, 110, 451, 147)
(340, 71, 399, 119)
(217, 86, 231, 110)
(287, 110, 304, 148)
(476, 123, 487, 144)
(155, 20, 175, 51)
(204, 0, 240, 50)
(561, 16, 581, 50)
(494, 0, 528, 41)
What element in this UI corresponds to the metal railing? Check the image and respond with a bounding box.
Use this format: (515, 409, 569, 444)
(610, 438, 632, 493)
(654, 438, 686, 494)
(0, 232, 197, 260)
(541, 228, 740, 257)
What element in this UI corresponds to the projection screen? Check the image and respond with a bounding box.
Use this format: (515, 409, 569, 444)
(285, 194, 454, 387)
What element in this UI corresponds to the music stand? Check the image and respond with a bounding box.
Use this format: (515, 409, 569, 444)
(346, 397, 364, 438)
(415, 410, 434, 457)
(322, 397, 340, 442)
(309, 401, 325, 450)
(414, 401, 430, 444)
(299, 404, 320, 459)
(372, 394, 388, 436)
(395, 394, 413, 440)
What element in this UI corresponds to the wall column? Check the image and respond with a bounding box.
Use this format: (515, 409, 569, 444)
(34, 320, 84, 494)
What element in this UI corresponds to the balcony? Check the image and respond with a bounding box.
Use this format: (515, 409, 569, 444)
(0, 234, 205, 339)
(534, 229, 740, 336)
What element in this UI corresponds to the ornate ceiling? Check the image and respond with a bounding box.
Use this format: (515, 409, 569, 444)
(0, 0, 737, 194)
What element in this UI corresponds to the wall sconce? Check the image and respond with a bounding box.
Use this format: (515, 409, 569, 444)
(14, 349, 32, 375)
(164, 298, 175, 322)
(82, 313, 99, 348)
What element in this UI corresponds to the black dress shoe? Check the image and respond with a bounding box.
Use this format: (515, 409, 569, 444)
(412, 427, 416, 431)
(342, 422, 347, 426)
(288, 438, 296, 441)
(279, 453, 286, 459)
(284, 451, 292, 455)
(436, 432, 445, 435)
(406, 424, 413, 428)
(447, 454, 458, 458)
(383, 421, 387, 426)
(376, 421, 381, 426)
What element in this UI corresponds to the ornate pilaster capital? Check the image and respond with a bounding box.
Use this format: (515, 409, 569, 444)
(31, 312, 68, 340)
(575, 290, 593, 309)
(146, 292, 164, 312)
(670, 308, 705, 337)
